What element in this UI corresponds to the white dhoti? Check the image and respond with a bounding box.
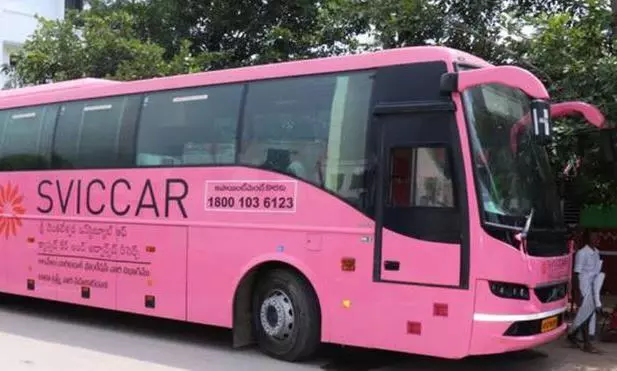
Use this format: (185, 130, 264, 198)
(569, 272, 605, 337)
(593, 272, 605, 309)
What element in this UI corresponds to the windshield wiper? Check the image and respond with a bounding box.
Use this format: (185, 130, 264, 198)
(484, 221, 524, 231)
(483, 207, 536, 235)
(520, 208, 535, 239)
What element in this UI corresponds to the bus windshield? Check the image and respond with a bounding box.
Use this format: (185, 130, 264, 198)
(462, 84, 563, 231)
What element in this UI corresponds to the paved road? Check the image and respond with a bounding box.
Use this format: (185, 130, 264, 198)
(0, 294, 615, 371)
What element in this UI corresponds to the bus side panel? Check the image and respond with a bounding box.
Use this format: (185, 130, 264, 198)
(0, 224, 5, 289)
(186, 226, 319, 328)
(317, 232, 377, 347)
(5, 218, 58, 301)
(367, 286, 473, 358)
(320, 232, 475, 359)
(52, 220, 118, 310)
(186, 225, 235, 328)
(115, 224, 188, 321)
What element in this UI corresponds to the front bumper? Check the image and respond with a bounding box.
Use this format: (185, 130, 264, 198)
(469, 308, 567, 355)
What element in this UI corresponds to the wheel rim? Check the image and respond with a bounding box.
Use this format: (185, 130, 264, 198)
(259, 289, 294, 341)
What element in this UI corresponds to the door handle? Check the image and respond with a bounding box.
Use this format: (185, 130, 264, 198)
(384, 260, 400, 271)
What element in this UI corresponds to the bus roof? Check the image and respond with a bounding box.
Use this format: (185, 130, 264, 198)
(0, 46, 491, 110)
(0, 78, 120, 99)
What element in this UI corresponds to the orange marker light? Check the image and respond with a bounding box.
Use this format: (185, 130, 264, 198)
(27, 237, 35, 243)
(341, 257, 355, 272)
(146, 246, 156, 253)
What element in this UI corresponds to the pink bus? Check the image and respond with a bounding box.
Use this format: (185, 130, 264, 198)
(0, 46, 606, 361)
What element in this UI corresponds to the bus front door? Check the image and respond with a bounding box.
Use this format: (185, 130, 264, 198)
(374, 108, 467, 288)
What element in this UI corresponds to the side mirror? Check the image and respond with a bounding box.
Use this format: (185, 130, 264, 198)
(530, 99, 552, 144)
(440, 66, 549, 99)
(511, 100, 606, 154)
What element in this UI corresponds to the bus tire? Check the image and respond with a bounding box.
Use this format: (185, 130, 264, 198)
(252, 268, 320, 362)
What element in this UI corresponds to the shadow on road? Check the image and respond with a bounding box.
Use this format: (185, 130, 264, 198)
(316, 344, 551, 371)
(0, 293, 231, 345)
(0, 294, 602, 371)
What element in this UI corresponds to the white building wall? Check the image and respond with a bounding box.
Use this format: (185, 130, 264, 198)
(0, 0, 65, 88)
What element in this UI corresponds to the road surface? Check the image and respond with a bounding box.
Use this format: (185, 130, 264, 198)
(0, 294, 615, 371)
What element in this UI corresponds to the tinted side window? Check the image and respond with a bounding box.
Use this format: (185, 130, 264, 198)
(379, 111, 462, 244)
(388, 147, 455, 208)
(239, 71, 374, 208)
(0, 105, 58, 170)
(136, 84, 243, 166)
(53, 96, 141, 168)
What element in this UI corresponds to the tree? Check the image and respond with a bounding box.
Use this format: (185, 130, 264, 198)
(3, 0, 368, 87)
(3, 8, 209, 87)
(84, 0, 365, 68)
(348, 0, 583, 63)
(347, 0, 507, 61)
(506, 0, 617, 207)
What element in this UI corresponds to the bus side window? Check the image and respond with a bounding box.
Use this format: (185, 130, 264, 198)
(53, 96, 141, 169)
(0, 105, 58, 171)
(388, 146, 455, 209)
(238, 71, 374, 210)
(135, 84, 243, 167)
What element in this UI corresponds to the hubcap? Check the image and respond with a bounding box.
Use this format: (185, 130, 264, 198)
(259, 289, 294, 341)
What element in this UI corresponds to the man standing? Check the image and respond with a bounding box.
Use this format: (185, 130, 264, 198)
(567, 230, 606, 353)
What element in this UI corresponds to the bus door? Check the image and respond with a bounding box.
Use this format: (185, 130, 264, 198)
(373, 106, 468, 288)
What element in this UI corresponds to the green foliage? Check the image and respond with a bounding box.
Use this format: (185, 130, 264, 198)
(3, 0, 368, 86)
(86, 0, 364, 67)
(4, 13, 85, 85)
(343, 0, 508, 62)
(3, 9, 206, 84)
(505, 0, 617, 207)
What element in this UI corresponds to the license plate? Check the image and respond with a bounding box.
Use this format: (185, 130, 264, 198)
(541, 316, 559, 333)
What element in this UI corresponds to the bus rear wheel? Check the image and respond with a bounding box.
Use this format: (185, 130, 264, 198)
(252, 268, 320, 362)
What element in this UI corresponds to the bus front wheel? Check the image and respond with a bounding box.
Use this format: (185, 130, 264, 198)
(252, 268, 320, 362)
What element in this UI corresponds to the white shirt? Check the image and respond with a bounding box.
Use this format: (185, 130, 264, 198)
(574, 245, 603, 276)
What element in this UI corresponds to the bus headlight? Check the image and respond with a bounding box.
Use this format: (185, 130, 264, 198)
(489, 281, 530, 300)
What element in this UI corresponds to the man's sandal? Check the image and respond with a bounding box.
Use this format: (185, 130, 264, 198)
(581, 343, 602, 354)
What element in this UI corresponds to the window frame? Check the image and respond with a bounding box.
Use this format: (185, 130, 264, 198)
(238, 70, 376, 209)
(0, 69, 378, 174)
(134, 83, 245, 168)
(386, 144, 458, 209)
(51, 95, 142, 169)
(0, 104, 59, 170)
